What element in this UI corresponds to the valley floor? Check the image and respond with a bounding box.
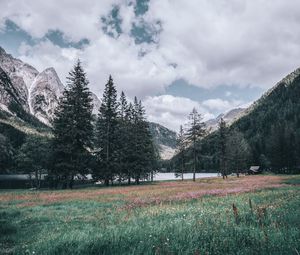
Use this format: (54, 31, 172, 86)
(0, 175, 299, 254)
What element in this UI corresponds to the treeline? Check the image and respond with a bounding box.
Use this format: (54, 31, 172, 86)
(172, 111, 251, 180)
(172, 74, 300, 175)
(1, 61, 158, 188)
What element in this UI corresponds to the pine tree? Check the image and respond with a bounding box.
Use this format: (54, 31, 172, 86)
(16, 136, 50, 188)
(0, 134, 14, 173)
(268, 124, 286, 172)
(131, 97, 157, 184)
(226, 129, 251, 177)
(116, 91, 129, 183)
(132, 97, 145, 184)
(175, 125, 186, 180)
(125, 102, 136, 184)
(52, 60, 93, 188)
(119, 91, 128, 120)
(94, 75, 119, 185)
(218, 118, 228, 179)
(185, 108, 206, 181)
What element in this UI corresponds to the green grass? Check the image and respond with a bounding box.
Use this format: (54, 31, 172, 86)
(282, 175, 300, 185)
(0, 176, 300, 254)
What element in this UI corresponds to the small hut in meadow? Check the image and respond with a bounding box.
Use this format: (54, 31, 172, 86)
(248, 166, 262, 175)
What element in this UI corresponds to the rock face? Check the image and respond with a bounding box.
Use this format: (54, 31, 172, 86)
(205, 108, 245, 132)
(148, 122, 177, 160)
(91, 92, 101, 115)
(0, 46, 101, 125)
(0, 66, 24, 113)
(29, 68, 65, 125)
(0, 47, 39, 112)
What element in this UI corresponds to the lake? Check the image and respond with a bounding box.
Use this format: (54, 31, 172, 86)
(153, 172, 219, 181)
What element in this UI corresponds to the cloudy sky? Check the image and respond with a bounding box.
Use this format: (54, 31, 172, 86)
(1, 0, 300, 131)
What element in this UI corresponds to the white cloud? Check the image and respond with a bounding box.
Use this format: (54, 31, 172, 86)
(2, 0, 300, 95)
(146, 0, 300, 88)
(144, 95, 214, 131)
(18, 36, 177, 99)
(2, 0, 300, 128)
(202, 98, 243, 112)
(18, 40, 79, 84)
(0, 0, 117, 41)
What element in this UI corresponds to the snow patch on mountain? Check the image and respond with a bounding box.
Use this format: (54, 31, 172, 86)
(0, 46, 102, 125)
(29, 67, 64, 125)
(0, 46, 39, 112)
(160, 144, 176, 160)
(205, 107, 245, 132)
(91, 92, 101, 114)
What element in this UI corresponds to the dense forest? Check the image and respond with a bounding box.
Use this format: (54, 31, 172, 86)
(171, 70, 300, 175)
(2, 58, 300, 189)
(0, 61, 158, 188)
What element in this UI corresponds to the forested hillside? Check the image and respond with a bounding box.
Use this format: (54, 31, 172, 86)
(148, 122, 177, 160)
(172, 68, 300, 174)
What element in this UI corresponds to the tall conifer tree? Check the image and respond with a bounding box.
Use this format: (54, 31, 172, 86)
(185, 108, 206, 181)
(116, 91, 129, 183)
(94, 75, 118, 185)
(176, 125, 186, 181)
(131, 98, 157, 184)
(218, 118, 228, 179)
(52, 60, 93, 188)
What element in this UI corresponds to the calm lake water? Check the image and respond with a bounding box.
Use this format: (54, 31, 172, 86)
(153, 172, 218, 181)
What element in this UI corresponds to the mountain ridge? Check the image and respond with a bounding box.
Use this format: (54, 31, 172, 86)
(0, 46, 100, 125)
(0, 46, 175, 160)
(177, 67, 300, 172)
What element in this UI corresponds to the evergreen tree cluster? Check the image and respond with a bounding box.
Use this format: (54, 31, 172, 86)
(93, 77, 157, 185)
(217, 119, 251, 178)
(51, 60, 94, 188)
(173, 108, 206, 181)
(49, 61, 157, 188)
(172, 74, 300, 175)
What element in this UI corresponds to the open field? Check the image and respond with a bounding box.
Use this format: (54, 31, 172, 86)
(1, 175, 299, 254)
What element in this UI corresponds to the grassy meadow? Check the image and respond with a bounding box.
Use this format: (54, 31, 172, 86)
(0, 175, 299, 255)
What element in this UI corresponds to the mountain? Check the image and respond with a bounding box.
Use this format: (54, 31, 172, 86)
(205, 107, 245, 132)
(29, 67, 65, 125)
(174, 67, 300, 173)
(0, 46, 101, 125)
(0, 66, 23, 112)
(148, 122, 177, 160)
(0, 47, 38, 112)
(230, 67, 300, 169)
(91, 92, 101, 115)
(0, 46, 174, 164)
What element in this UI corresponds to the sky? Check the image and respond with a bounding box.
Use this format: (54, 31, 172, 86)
(1, 0, 300, 131)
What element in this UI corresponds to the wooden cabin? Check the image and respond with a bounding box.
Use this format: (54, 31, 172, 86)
(247, 166, 262, 175)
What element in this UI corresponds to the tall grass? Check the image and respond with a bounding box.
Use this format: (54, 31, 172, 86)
(0, 176, 299, 254)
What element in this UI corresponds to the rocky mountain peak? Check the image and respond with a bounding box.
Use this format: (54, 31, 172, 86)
(0, 46, 111, 125)
(279, 67, 300, 87)
(0, 46, 40, 112)
(0, 46, 6, 55)
(205, 107, 246, 132)
(29, 67, 65, 125)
